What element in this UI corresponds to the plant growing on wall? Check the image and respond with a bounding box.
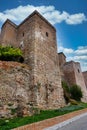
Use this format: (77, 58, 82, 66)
(0, 45, 24, 62)
(62, 81, 70, 104)
(70, 84, 83, 101)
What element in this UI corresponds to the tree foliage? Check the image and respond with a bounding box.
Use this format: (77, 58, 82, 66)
(70, 84, 83, 101)
(62, 81, 83, 103)
(62, 81, 70, 103)
(0, 45, 24, 62)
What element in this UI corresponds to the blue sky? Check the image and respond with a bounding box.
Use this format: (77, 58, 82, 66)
(0, 0, 87, 71)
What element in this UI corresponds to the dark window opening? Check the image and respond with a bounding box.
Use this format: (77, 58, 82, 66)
(78, 69, 80, 73)
(23, 32, 24, 37)
(46, 32, 48, 37)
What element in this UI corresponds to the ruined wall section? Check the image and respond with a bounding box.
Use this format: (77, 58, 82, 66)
(0, 20, 17, 47)
(33, 14, 65, 109)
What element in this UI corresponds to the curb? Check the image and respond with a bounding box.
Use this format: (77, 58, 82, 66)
(44, 112, 87, 130)
(13, 108, 87, 130)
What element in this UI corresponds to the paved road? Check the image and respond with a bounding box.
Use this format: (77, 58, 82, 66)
(57, 115, 87, 130)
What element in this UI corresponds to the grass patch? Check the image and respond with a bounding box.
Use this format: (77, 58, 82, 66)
(0, 103, 87, 130)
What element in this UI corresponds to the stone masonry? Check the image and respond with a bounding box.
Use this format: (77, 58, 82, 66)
(58, 52, 87, 102)
(0, 10, 87, 111)
(83, 71, 87, 89)
(0, 61, 32, 105)
(0, 11, 65, 109)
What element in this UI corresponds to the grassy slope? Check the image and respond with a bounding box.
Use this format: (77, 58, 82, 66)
(0, 103, 87, 130)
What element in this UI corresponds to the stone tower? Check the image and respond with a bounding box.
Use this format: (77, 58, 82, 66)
(0, 11, 65, 109)
(58, 52, 66, 81)
(58, 52, 66, 67)
(62, 61, 87, 102)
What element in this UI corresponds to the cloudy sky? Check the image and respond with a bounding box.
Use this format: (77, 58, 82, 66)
(0, 0, 87, 71)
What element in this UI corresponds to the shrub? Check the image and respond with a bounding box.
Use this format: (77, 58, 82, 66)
(70, 84, 83, 101)
(62, 81, 70, 103)
(0, 45, 24, 62)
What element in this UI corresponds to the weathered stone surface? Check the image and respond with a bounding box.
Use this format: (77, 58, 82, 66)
(0, 61, 40, 117)
(0, 10, 87, 118)
(58, 53, 87, 102)
(0, 11, 65, 110)
(0, 61, 32, 105)
(83, 71, 87, 89)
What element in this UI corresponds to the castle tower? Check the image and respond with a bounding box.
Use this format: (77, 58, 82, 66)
(0, 11, 65, 109)
(58, 52, 66, 67)
(31, 11, 65, 109)
(0, 19, 17, 47)
(63, 61, 87, 102)
(58, 52, 66, 81)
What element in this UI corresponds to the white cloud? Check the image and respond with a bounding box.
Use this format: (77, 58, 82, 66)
(80, 62, 87, 72)
(58, 45, 87, 71)
(75, 46, 87, 55)
(58, 46, 74, 54)
(66, 13, 87, 25)
(74, 55, 87, 61)
(0, 5, 86, 25)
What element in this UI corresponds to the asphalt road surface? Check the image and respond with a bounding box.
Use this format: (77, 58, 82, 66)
(57, 115, 87, 130)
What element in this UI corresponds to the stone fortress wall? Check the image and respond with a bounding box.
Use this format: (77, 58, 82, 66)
(83, 71, 87, 89)
(0, 11, 65, 109)
(0, 10, 87, 110)
(58, 52, 87, 102)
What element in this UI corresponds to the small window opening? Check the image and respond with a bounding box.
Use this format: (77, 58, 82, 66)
(46, 32, 48, 37)
(23, 32, 24, 37)
(78, 69, 80, 73)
